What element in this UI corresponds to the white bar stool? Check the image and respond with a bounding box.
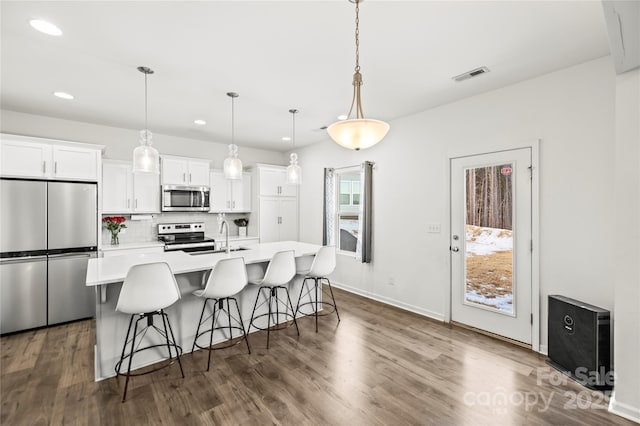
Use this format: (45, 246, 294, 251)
(115, 262, 184, 402)
(191, 257, 251, 371)
(295, 245, 340, 332)
(247, 250, 300, 348)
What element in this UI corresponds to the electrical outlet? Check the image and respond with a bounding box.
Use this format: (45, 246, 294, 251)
(388, 277, 395, 286)
(427, 223, 441, 233)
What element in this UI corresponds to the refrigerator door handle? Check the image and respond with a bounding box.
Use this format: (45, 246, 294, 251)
(48, 252, 94, 259)
(0, 255, 47, 264)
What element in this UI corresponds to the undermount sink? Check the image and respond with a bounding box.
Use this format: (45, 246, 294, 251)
(212, 247, 249, 253)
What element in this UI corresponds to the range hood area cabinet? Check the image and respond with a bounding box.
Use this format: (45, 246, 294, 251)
(102, 160, 160, 214)
(160, 155, 210, 187)
(209, 170, 252, 213)
(249, 164, 298, 243)
(0, 133, 103, 182)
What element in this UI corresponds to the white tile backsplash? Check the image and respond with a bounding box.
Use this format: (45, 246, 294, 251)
(101, 212, 253, 245)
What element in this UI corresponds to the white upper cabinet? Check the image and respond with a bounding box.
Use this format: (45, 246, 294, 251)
(161, 155, 210, 186)
(103, 160, 159, 214)
(52, 145, 100, 181)
(258, 167, 297, 197)
(209, 170, 252, 213)
(0, 135, 102, 181)
(132, 172, 160, 213)
(102, 161, 132, 213)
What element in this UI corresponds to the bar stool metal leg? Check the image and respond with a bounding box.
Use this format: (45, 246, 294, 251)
(192, 299, 208, 353)
(326, 278, 341, 322)
(207, 300, 217, 372)
(233, 298, 252, 354)
(123, 315, 140, 402)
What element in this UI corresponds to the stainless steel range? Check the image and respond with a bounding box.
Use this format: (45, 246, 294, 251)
(158, 222, 216, 254)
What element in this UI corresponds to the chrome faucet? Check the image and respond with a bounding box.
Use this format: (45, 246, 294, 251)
(218, 214, 230, 254)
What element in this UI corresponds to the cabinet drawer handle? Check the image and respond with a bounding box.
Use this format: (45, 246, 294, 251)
(189, 173, 192, 183)
(135, 199, 138, 209)
(227, 200, 230, 208)
(127, 199, 130, 209)
(232, 200, 235, 209)
(54, 161, 58, 175)
(42, 161, 46, 174)
(183, 172, 186, 182)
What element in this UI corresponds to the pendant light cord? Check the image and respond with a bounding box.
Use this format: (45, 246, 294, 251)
(289, 109, 298, 149)
(354, 0, 360, 73)
(144, 71, 148, 133)
(231, 95, 235, 145)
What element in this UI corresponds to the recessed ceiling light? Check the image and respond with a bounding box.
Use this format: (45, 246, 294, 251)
(29, 19, 62, 36)
(194, 119, 206, 125)
(337, 114, 348, 120)
(53, 91, 74, 100)
(282, 136, 291, 141)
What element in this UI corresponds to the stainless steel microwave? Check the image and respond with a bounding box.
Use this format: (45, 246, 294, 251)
(161, 185, 210, 212)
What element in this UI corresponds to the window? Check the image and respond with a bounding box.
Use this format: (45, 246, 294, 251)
(337, 169, 361, 253)
(323, 162, 373, 262)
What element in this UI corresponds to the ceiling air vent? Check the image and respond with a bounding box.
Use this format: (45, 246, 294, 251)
(452, 66, 490, 82)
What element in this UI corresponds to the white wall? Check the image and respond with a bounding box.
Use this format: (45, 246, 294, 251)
(297, 56, 617, 347)
(0, 109, 286, 167)
(610, 68, 640, 422)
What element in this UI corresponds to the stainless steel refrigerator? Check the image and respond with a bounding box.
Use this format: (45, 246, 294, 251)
(0, 179, 97, 334)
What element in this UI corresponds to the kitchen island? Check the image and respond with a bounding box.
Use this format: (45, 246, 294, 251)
(86, 241, 320, 380)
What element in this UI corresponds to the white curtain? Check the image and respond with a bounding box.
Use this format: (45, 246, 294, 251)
(323, 168, 335, 246)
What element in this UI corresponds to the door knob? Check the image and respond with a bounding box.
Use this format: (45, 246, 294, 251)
(451, 247, 460, 252)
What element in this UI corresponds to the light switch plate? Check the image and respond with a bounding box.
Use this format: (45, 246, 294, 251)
(427, 223, 441, 233)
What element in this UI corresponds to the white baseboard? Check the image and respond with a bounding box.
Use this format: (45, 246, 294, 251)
(331, 280, 445, 322)
(539, 344, 548, 356)
(609, 392, 640, 424)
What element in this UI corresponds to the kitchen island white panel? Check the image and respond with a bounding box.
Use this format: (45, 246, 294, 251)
(87, 241, 319, 380)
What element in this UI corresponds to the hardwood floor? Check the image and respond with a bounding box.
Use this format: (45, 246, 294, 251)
(1, 287, 633, 425)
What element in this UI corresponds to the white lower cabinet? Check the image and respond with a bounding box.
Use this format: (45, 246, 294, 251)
(103, 160, 159, 214)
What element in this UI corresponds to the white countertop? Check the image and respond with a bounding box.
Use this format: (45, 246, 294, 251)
(101, 241, 165, 251)
(86, 241, 320, 286)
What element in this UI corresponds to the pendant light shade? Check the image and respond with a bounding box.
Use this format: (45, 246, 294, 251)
(327, 0, 389, 151)
(286, 109, 301, 185)
(327, 118, 390, 151)
(224, 92, 243, 180)
(132, 66, 160, 174)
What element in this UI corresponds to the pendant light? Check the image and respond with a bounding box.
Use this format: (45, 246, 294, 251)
(327, 0, 389, 151)
(286, 109, 301, 185)
(132, 66, 160, 173)
(223, 92, 243, 180)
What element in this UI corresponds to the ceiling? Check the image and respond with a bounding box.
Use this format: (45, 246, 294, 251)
(1, 1, 611, 152)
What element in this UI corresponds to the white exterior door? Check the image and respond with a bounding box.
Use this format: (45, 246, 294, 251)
(450, 148, 532, 344)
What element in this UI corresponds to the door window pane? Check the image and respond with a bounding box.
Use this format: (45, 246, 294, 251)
(464, 164, 514, 314)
